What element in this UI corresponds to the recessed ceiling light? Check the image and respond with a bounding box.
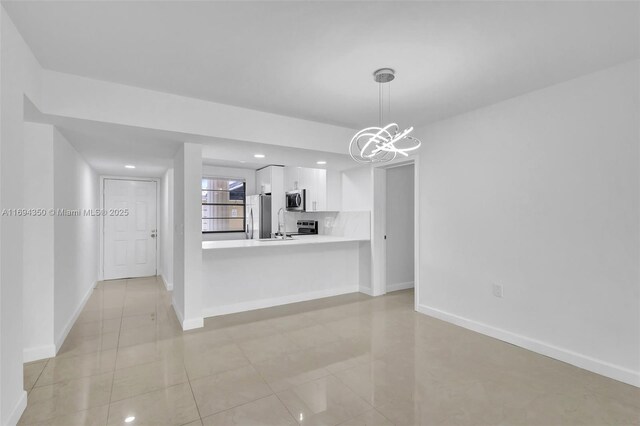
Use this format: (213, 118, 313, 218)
(125, 165, 136, 169)
(316, 161, 327, 165)
(124, 416, 135, 423)
(254, 154, 265, 158)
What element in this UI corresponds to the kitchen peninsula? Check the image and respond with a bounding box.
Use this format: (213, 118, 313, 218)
(201, 232, 370, 318)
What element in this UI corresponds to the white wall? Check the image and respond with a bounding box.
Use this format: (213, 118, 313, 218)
(172, 143, 203, 330)
(340, 166, 384, 295)
(341, 166, 372, 212)
(326, 169, 342, 211)
(370, 168, 387, 296)
(40, 70, 355, 154)
(52, 129, 100, 349)
(416, 60, 640, 386)
(385, 164, 415, 292)
(1, 6, 43, 424)
(22, 123, 55, 362)
(160, 168, 174, 290)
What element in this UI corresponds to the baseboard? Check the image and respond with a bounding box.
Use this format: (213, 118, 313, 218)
(387, 281, 414, 292)
(23, 344, 56, 363)
(359, 286, 374, 296)
(4, 390, 27, 426)
(171, 296, 203, 331)
(171, 295, 184, 325)
(55, 281, 96, 352)
(182, 317, 204, 330)
(202, 285, 359, 318)
(160, 274, 173, 291)
(417, 304, 640, 388)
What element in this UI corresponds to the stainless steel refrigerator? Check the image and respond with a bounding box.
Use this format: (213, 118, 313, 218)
(245, 194, 271, 239)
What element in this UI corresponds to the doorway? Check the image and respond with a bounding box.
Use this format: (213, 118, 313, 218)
(385, 163, 415, 292)
(103, 178, 158, 279)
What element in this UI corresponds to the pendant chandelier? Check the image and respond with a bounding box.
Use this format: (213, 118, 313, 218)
(349, 68, 421, 164)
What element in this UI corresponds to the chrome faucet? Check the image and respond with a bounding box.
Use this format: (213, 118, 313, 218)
(277, 207, 287, 239)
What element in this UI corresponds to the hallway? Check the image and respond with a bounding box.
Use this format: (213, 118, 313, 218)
(20, 278, 640, 425)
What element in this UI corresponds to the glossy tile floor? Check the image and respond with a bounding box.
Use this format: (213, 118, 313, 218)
(20, 276, 640, 425)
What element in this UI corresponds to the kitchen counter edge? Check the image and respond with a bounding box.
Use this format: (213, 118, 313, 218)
(202, 235, 369, 250)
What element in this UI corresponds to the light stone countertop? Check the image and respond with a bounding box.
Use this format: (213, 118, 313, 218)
(202, 234, 369, 250)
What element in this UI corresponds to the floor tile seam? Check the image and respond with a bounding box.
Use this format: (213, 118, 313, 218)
(105, 306, 125, 425)
(182, 364, 204, 423)
(21, 402, 112, 425)
(246, 353, 328, 396)
(187, 365, 276, 420)
(108, 371, 192, 404)
(29, 358, 51, 390)
(32, 364, 118, 390)
(370, 407, 396, 425)
(122, 312, 171, 331)
(113, 351, 186, 372)
(240, 336, 342, 370)
(195, 396, 286, 424)
(326, 369, 377, 412)
(120, 309, 165, 320)
(105, 375, 194, 418)
(270, 391, 303, 425)
(63, 328, 122, 344)
(51, 343, 122, 361)
(248, 356, 281, 395)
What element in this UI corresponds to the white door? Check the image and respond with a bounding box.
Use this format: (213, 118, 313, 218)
(104, 179, 157, 279)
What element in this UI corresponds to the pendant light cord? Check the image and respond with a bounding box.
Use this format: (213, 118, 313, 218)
(378, 82, 382, 127)
(388, 82, 391, 125)
(377, 79, 392, 127)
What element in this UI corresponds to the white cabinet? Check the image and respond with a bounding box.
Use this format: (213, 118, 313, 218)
(308, 168, 327, 212)
(284, 167, 327, 211)
(256, 167, 272, 194)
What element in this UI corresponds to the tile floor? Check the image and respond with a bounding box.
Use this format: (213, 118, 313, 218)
(19, 276, 640, 425)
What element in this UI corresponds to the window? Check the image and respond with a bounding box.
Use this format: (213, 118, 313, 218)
(202, 177, 246, 233)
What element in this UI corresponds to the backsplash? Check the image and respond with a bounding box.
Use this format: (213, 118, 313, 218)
(285, 211, 370, 239)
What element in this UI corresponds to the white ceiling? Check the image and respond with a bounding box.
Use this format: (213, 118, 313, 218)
(5, 1, 639, 130)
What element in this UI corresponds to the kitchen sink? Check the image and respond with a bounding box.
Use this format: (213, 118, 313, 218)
(257, 237, 296, 242)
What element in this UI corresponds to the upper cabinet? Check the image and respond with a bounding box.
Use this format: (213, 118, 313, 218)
(256, 166, 284, 195)
(284, 166, 327, 211)
(256, 167, 271, 194)
(256, 165, 284, 234)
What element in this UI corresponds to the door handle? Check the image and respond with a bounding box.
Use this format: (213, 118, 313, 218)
(151, 233, 157, 238)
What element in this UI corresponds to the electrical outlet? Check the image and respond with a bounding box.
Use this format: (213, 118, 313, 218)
(492, 283, 503, 298)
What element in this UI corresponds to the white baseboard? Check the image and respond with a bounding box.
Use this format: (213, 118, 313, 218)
(202, 285, 359, 318)
(359, 286, 374, 296)
(171, 295, 184, 325)
(182, 317, 204, 330)
(417, 304, 640, 388)
(23, 344, 56, 363)
(170, 296, 202, 330)
(160, 274, 173, 291)
(5, 390, 27, 426)
(55, 281, 96, 352)
(387, 281, 414, 292)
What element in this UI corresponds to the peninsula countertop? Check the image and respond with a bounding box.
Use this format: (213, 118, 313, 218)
(202, 234, 369, 250)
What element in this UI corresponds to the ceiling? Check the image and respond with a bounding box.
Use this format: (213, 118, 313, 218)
(5, 1, 639, 130)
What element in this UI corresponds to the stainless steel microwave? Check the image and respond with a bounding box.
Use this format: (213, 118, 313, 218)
(285, 189, 306, 212)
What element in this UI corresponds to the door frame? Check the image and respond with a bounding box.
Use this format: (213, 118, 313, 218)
(99, 176, 161, 281)
(371, 157, 420, 311)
